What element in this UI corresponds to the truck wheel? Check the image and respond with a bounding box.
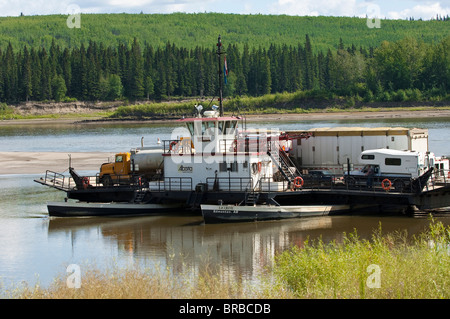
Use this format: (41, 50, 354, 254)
(102, 175, 113, 187)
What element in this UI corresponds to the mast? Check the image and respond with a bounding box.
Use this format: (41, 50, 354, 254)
(216, 35, 225, 117)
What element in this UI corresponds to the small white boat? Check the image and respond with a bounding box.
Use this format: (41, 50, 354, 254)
(201, 203, 350, 223)
(47, 201, 183, 217)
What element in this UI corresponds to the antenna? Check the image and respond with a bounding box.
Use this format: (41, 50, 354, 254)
(216, 35, 225, 117)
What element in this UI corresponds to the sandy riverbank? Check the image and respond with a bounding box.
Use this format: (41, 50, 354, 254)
(0, 151, 115, 175)
(243, 109, 450, 122)
(1, 109, 450, 126)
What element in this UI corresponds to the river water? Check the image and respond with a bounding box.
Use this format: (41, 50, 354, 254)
(0, 116, 449, 290)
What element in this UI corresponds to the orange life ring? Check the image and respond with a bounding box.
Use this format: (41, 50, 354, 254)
(294, 176, 304, 188)
(82, 177, 90, 189)
(169, 141, 178, 152)
(257, 162, 262, 173)
(381, 178, 392, 191)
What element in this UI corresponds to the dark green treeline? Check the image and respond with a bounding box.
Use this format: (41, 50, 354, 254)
(0, 35, 449, 103)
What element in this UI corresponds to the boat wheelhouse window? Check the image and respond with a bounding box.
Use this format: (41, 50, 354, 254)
(202, 121, 216, 135)
(219, 162, 227, 172)
(218, 121, 226, 134)
(220, 120, 237, 136)
(219, 161, 238, 172)
(230, 121, 237, 134)
(186, 122, 195, 136)
(362, 154, 375, 160)
(385, 158, 401, 166)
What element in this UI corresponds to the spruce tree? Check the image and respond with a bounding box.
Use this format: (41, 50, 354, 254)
(129, 38, 144, 99)
(0, 48, 3, 101)
(20, 46, 32, 101)
(40, 48, 52, 101)
(61, 48, 71, 97)
(4, 43, 18, 102)
(30, 48, 41, 101)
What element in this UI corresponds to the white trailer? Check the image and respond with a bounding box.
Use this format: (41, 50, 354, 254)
(349, 149, 430, 179)
(289, 127, 429, 174)
(343, 148, 435, 191)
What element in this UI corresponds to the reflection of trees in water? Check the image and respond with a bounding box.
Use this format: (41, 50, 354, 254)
(48, 216, 333, 283)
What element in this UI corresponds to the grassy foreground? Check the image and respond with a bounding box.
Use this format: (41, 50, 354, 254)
(274, 219, 450, 299)
(2, 219, 449, 299)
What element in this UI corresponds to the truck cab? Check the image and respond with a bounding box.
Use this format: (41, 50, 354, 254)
(98, 152, 133, 186)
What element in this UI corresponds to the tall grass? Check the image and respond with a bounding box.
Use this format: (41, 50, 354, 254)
(274, 219, 450, 299)
(108, 90, 340, 119)
(2, 219, 449, 299)
(112, 101, 198, 119)
(1, 263, 288, 299)
(109, 89, 450, 120)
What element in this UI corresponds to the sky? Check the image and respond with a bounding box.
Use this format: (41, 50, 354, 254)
(0, 0, 449, 20)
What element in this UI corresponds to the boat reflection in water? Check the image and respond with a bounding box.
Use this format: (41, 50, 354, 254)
(47, 215, 333, 282)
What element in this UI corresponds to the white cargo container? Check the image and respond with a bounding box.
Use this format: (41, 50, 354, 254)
(289, 127, 428, 174)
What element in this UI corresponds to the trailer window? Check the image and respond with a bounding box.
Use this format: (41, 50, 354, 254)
(362, 154, 375, 160)
(385, 158, 401, 166)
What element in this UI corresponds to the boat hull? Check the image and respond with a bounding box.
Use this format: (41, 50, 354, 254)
(47, 201, 183, 217)
(201, 204, 350, 223)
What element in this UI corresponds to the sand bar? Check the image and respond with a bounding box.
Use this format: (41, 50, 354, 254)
(0, 151, 115, 175)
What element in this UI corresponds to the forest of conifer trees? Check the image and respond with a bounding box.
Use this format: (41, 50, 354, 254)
(0, 34, 449, 105)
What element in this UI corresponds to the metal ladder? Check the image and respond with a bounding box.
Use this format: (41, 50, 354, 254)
(186, 191, 204, 210)
(133, 189, 147, 203)
(267, 141, 300, 183)
(245, 191, 260, 206)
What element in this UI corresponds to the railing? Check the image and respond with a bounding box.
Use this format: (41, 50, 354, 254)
(35, 170, 148, 191)
(338, 168, 448, 194)
(37, 166, 449, 196)
(95, 173, 146, 188)
(148, 177, 193, 192)
(257, 177, 291, 192)
(165, 135, 286, 155)
(427, 169, 450, 189)
(262, 168, 449, 194)
(163, 139, 182, 154)
(205, 177, 253, 192)
(218, 137, 267, 154)
(37, 170, 73, 191)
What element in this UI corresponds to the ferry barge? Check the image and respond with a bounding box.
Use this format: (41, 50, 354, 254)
(35, 36, 450, 221)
